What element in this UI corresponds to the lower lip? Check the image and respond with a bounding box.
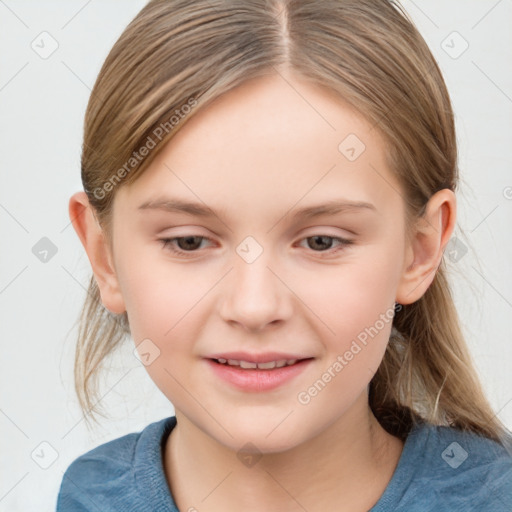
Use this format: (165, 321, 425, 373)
(205, 358, 313, 392)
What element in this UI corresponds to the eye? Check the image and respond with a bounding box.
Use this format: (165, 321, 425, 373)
(298, 235, 353, 255)
(160, 236, 212, 257)
(159, 234, 354, 259)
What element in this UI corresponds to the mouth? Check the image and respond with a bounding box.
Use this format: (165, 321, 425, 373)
(210, 357, 314, 370)
(205, 356, 315, 392)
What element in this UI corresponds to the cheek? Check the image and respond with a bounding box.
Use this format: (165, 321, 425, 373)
(116, 247, 224, 372)
(291, 243, 403, 402)
(116, 238, 210, 339)
(293, 254, 400, 415)
(297, 247, 401, 338)
(118, 257, 211, 402)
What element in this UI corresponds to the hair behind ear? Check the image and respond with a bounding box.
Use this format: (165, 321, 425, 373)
(73, 276, 131, 429)
(369, 263, 511, 446)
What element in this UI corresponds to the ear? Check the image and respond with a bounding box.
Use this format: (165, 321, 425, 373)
(69, 191, 126, 314)
(396, 189, 456, 305)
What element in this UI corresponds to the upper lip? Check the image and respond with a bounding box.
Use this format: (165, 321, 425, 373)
(206, 352, 314, 363)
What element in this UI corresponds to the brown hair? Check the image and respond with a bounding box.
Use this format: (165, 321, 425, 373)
(73, 0, 511, 446)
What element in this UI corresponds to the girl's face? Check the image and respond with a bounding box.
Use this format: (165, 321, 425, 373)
(110, 72, 411, 452)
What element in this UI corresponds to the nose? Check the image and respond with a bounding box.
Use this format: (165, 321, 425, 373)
(218, 247, 293, 332)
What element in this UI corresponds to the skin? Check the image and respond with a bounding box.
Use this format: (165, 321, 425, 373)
(70, 70, 456, 511)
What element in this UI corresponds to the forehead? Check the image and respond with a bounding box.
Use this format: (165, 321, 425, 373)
(115, 72, 402, 223)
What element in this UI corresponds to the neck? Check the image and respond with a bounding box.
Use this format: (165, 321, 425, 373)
(163, 395, 404, 512)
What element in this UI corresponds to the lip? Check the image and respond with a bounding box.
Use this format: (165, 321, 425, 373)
(206, 351, 312, 364)
(205, 357, 314, 392)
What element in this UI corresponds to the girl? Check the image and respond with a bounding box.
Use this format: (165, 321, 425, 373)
(57, 0, 512, 510)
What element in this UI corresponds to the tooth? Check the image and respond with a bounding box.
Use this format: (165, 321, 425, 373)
(240, 360, 258, 369)
(257, 361, 277, 369)
(220, 358, 299, 369)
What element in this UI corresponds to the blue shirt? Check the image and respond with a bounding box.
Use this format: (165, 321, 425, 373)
(56, 416, 512, 511)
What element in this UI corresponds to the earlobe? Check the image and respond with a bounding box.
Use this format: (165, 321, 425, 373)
(69, 191, 126, 314)
(395, 189, 456, 305)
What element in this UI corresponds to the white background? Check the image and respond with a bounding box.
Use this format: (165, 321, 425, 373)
(0, 1, 511, 510)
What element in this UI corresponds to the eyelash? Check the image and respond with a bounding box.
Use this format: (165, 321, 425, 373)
(159, 235, 354, 258)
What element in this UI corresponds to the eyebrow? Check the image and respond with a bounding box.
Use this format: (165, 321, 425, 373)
(137, 197, 377, 219)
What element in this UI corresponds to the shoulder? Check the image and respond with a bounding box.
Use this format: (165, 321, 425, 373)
(393, 421, 512, 511)
(56, 416, 177, 512)
(416, 422, 512, 474)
